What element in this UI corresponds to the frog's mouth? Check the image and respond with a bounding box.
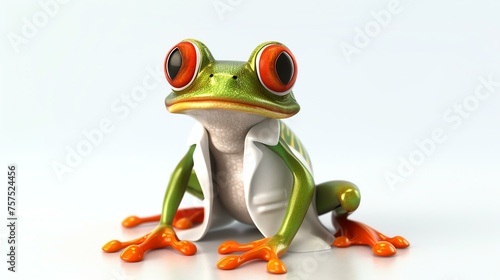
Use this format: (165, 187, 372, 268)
(166, 98, 296, 119)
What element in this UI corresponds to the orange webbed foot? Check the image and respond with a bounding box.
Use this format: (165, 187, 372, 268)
(217, 237, 288, 274)
(102, 225, 197, 262)
(121, 207, 204, 229)
(333, 216, 409, 257)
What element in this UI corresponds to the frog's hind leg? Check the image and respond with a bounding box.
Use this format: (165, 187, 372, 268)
(121, 170, 205, 230)
(315, 180, 409, 257)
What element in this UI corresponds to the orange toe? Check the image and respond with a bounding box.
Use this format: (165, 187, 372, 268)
(122, 216, 141, 228)
(332, 236, 350, 247)
(172, 207, 204, 230)
(387, 236, 410, 248)
(218, 240, 239, 254)
(372, 241, 396, 257)
(217, 256, 240, 270)
(120, 245, 145, 262)
(173, 218, 193, 229)
(267, 258, 287, 274)
(122, 215, 161, 228)
(173, 240, 197, 256)
(102, 240, 123, 253)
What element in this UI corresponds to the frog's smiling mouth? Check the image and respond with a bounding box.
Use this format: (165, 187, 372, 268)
(166, 97, 296, 119)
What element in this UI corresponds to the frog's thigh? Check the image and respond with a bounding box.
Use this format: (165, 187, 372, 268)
(315, 180, 360, 216)
(186, 169, 204, 200)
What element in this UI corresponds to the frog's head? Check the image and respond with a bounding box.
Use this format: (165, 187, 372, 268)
(164, 39, 300, 119)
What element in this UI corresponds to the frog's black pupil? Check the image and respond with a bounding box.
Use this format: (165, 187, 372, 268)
(275, 52, 293, 85)
(167, 48, 182, 80)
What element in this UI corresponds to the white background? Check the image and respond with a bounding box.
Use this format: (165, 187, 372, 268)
(1, 0, 500, 279)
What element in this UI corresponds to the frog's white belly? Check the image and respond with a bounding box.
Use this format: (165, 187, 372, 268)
(188, 109, 266, 225)
(211, 150, 254, 225)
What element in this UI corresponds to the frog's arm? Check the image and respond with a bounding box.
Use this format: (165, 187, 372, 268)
(160, 144, 197, 225)
(217, 138, 314, 274)
(102, 144, 198, 261)
(267, 138, 315, 245)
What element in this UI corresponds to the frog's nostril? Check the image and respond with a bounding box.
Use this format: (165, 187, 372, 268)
(232, 75, 237, 80)
(209, 73, 214, 77)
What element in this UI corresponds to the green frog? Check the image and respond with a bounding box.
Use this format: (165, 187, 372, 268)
(102, 39, 409, 274)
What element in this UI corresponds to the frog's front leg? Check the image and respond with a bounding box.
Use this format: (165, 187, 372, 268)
(102, 145, 199, 261)
(315, 180, 410, 256)
(217, 139, 313, 274)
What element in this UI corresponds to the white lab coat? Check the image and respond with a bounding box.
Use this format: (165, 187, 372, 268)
(177, 118, 334, 252)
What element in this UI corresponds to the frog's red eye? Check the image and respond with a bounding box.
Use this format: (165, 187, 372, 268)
(256, 44, 297, 96)
(165, 41, 201, 91)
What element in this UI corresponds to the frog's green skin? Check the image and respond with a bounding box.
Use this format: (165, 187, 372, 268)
(103, 39, 409, 274)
